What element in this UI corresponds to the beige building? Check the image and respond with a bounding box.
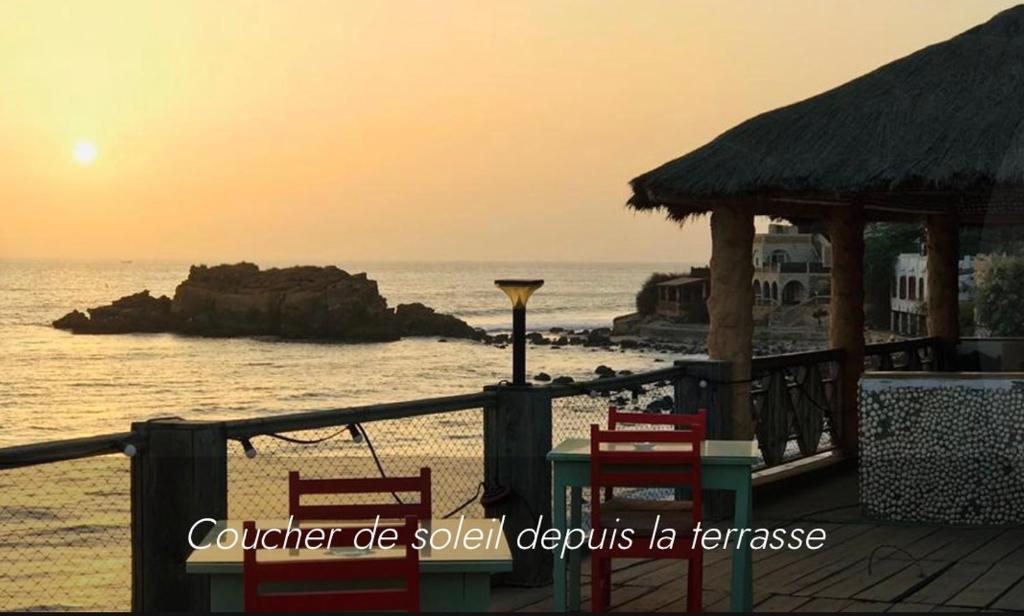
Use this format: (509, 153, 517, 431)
(654, 225, 832, 323)
(752, 224, 832, 306)
(891, 248, 982, 336)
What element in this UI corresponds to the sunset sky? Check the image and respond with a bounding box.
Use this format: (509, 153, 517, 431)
(1, 0, 1018, 264)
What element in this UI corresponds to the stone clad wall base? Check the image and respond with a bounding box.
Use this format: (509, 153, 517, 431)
(860, 375, 1024, 525)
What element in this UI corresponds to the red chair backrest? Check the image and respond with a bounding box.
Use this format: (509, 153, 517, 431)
(243, 516, 420, 612)
(608, 406, 708, 431)
(590, 417, 705, 533)
(289, 468, 431, 521)
(605, 408, 707, 500)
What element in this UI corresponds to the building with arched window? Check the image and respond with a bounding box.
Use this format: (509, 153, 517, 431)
(891, 248, 979, 336)
(751, 224, 831, 308)
(655, 224, 832, 322)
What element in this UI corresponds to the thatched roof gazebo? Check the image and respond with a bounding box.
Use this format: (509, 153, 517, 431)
(627, 5, 1024, 454)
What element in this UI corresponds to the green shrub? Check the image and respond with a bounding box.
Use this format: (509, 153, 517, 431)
(976, 257, 1024, 336)
(636, 272, 685, 315)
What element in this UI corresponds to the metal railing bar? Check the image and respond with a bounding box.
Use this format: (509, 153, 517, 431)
(0, 431, 137, 470)
(224, 391, 497, 440)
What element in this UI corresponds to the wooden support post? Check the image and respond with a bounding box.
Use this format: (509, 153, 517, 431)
(483, 385, 552, 586)
(829, 206, 865, 458)
(927, 212, 960, 369)
(673, 359, 733, 439)
(675, 359, 734, 519)
(707, 204, 755, 440)
(131, 420, 227, 612)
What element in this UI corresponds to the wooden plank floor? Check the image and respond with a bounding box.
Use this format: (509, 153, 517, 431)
(492, 471, 1024, 613)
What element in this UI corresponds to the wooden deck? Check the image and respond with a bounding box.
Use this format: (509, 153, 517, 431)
(491, 470, 1024, 613)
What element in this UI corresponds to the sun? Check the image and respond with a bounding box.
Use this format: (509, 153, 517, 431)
(73, 140, 98, 165)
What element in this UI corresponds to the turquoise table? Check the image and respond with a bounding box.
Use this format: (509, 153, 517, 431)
(548, 438, 758, 612)
(186, 518, 512, 612)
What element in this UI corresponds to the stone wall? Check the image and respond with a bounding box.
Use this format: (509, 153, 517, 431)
(860, 374, 1024, 525)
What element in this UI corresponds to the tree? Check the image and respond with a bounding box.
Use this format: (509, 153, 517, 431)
(862, 223, 923, 329)
(860, 224, 1023, 332)
(975, 256, 1024, 336)
(635, 272, 685, 315)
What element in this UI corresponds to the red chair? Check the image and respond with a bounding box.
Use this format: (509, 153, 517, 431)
(604, 407, 707, 504)
(608, 406, 707, 431)
(243, 516, 420, 612)
(590, 416, 706, 613)
(289, 467, 431, 521)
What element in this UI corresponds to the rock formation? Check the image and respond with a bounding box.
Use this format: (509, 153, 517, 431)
(170, 263, 401, 341)
(53, 263, 482, 343)
(394, 303, 483, 340)
(52, 291, 171, 334)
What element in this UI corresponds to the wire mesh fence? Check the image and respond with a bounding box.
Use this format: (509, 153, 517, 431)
(0, 454, 131, 611)
(227, 407, 487, 521)
(551, 376, 686, 523)
(0, 354, 852, 611)
(552, 378, 679, 445)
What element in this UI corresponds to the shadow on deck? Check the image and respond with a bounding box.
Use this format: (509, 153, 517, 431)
(492, 470, 1024, 613)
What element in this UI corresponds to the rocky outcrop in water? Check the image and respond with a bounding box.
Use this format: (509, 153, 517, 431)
(53, 263, 482, 342)
(170, 263, 402, 341)
(52, 291, 172, 334)
(393, 302, 483, 340)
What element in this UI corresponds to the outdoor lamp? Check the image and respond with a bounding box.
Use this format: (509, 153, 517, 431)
(240, 438, 258, 459)
(494, 279, 544, 386)
(346, 423, 364, 443)
(118, 440, 137, 458)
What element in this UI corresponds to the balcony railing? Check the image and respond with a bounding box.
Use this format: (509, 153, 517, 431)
(754, 262, 830, 274)
(0, 336, 953, 610)
(751, 349, 843, 467)
(864, 336, 943, 371)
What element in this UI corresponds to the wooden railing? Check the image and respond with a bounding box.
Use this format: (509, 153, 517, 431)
(0, 337, 953, 610)
(746, 337, 945, 468)
(751, 349, 844, 467)
(864, 336, 944, 372)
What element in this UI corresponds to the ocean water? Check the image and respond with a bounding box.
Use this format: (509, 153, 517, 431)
(0, 259, 697, 446)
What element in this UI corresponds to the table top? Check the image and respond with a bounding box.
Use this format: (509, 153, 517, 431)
(186, 517, 513, 575)
(547, 437, 760, 465)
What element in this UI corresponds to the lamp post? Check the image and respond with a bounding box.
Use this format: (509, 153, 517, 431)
(494, 279, 544, 386)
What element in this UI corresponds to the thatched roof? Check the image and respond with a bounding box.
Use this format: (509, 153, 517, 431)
(628, 6, 1024, 224)
(657, 276, 706, 288)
